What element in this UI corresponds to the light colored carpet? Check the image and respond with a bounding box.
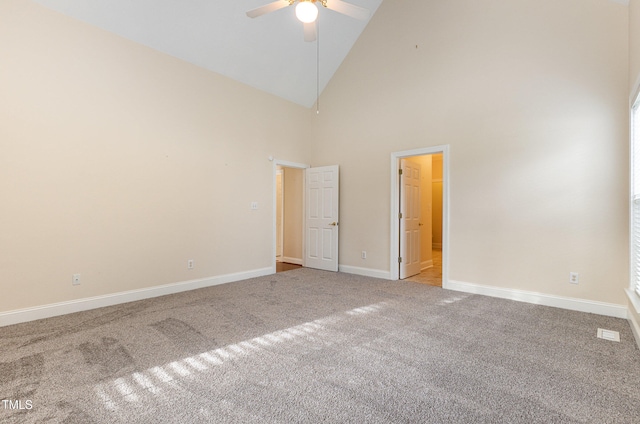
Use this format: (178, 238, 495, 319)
(1, 268, 639, 423)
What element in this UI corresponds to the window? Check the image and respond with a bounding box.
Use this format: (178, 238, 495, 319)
(632, 91, 640, 296)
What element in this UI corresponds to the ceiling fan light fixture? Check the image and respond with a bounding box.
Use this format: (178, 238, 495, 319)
(295, 1, 318, 23)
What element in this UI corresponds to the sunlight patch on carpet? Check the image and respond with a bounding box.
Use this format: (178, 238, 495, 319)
(438, 296, 467, 305)
(92, 301, 389, 412)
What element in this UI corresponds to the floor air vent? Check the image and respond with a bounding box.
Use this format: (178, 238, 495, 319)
(597, 328, 620, 342)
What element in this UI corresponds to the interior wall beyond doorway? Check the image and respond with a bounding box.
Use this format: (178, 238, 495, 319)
(282, 167, 303, 264)
(276, 168, 284, 258)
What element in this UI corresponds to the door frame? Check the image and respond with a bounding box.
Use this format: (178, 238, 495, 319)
(272, 159, 310, 274)
(390, 146, 450, 287)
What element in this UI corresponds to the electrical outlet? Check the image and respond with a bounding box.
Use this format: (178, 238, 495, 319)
(72, 274, 81, 286)
(188, 260, 194, 270)
(569, 272, 579, 284)
(361, 251, 367, 259)
(250, 202, 258, 210)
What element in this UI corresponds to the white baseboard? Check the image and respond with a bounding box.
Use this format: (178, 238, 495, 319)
(628, 307, 640, 350)
(339, 265, 391, 280)
(626, 289, 640, 350)
(0, 267, 273, 328)
(280, 257, 303, 266)
(446, 280, 628, 319)
(421, 260, 434, 271)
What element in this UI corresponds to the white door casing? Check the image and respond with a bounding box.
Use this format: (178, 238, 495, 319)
(400, 159, 421, 279)
(305, 165, 339, 272)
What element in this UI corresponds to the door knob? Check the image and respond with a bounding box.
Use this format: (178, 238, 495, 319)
(330, 222, 338, 226)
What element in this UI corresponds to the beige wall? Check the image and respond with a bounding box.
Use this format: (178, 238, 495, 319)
(1, 0, 635, 319)
(0, 1, 310, 313)
(283, 167, 303, 261)
(312, 0, 630, 305)
(631, 0, 640, 91)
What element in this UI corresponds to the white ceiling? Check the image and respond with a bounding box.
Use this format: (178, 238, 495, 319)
(32, 0, 383, 108)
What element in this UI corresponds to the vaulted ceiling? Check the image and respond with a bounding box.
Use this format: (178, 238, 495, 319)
(32, 0, 384, 107)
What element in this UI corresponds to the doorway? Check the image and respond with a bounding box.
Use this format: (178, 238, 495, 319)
(274, 164, 305, 273)
(399, 154, 443, 286)
(390, 146, 449, 287)
(272, 160, 341, 274)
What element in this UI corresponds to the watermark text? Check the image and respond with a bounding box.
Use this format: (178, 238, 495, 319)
(2, 399, 33, 410)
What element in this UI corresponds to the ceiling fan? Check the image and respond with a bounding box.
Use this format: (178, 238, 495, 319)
(246, 0, 370, 42)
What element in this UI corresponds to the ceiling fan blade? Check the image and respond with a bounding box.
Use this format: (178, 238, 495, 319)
(325, 0, 370, 20)
(303, 21, 317, 42)
(246, 0, 290, 18)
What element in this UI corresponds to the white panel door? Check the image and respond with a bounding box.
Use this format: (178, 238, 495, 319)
(400, 159, 421, 279)
(305, 165, 339, 272)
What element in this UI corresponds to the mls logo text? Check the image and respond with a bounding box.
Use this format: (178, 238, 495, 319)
(2, 399, 33, 410)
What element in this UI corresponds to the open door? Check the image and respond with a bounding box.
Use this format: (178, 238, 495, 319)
(399, 159, 421, 279)
(305, 165, 339, 271)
